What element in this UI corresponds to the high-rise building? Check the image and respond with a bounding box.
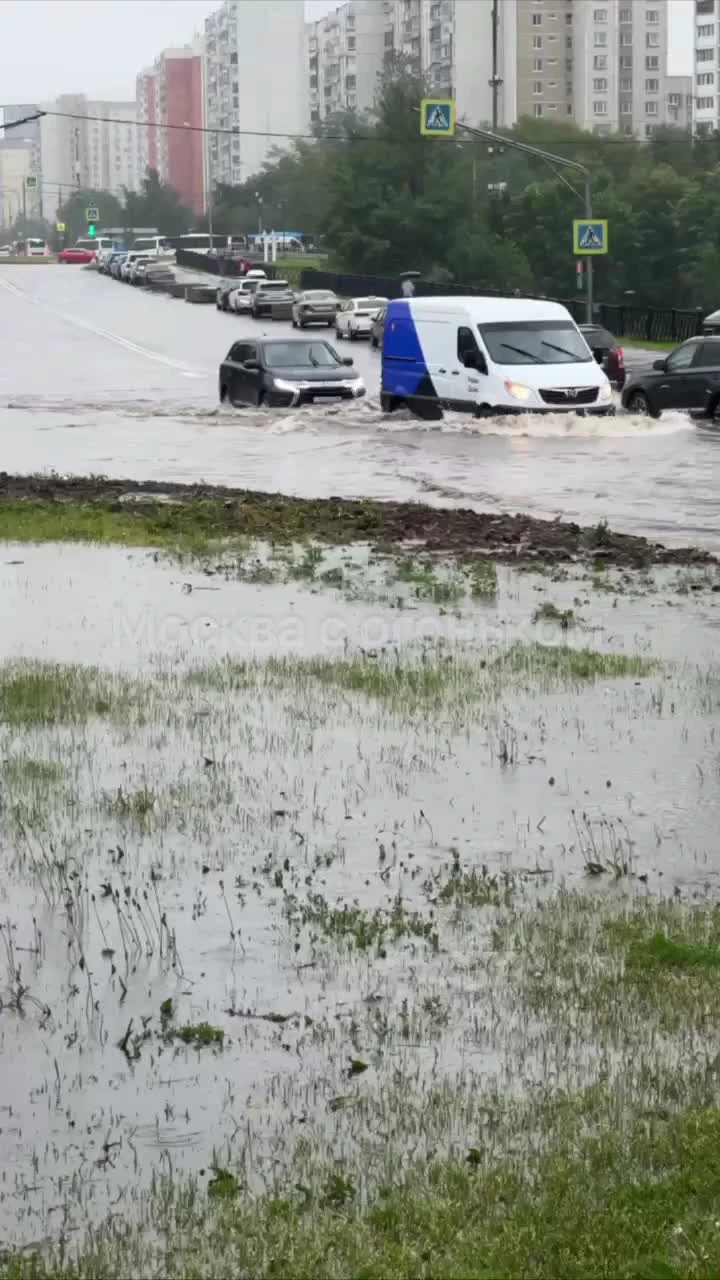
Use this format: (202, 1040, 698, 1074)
(694, 0, 719, 132)
(204, 0, 308, 189)
(40, 95, 140, 211)
(136, 43, 205, 213)
(308, 1, 386, 123)
(515, 0, 690, 136)
(0, 104, 43, 220)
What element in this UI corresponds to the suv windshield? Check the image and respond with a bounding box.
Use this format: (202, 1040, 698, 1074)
(479, 320, 592, 365)
(264, 342, 340, 369)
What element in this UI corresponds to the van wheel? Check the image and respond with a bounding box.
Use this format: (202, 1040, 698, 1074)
(335, 325, 342, 339)
(706, 394, 720, 421)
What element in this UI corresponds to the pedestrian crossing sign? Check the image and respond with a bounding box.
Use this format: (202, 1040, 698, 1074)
(573, 219, 608, 255)
(420, 98, 456, 136)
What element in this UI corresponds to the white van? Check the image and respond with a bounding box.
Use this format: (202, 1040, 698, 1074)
(380, 296, 614, 420)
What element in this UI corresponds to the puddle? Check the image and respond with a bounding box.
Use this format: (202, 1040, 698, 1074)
(0, 542, 718, 1243)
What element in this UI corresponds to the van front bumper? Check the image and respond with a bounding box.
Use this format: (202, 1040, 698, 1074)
(480, 404, 615, 417)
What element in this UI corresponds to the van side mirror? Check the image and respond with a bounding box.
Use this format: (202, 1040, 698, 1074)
(652, 358, 666, 371)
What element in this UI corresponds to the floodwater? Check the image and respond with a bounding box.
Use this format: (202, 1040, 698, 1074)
(0, 543, 719, 1243)
(0, 265, 718, 550)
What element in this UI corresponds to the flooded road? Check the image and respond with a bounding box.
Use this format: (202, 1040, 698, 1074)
(0, 264, 717, 550)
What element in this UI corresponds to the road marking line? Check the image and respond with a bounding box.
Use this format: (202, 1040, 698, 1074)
(0, 275, 210, 377)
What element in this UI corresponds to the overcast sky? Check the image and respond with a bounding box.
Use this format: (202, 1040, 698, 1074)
(0, 0, 694, 103)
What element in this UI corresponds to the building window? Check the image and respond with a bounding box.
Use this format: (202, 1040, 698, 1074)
(347, 35, 356, 49)
(621, 101, 632, 114)
(230, 51, 237, 64)
(645, 78, 659, 92)
(532, 12, 542, 23)
(620, 31, 632, 44)
(533, 57, 543, 70)
(533, 34, 542, 48)
(593, 8, 607, 19)
(593, 31, 607, 46)
(696, 47, 713, 60)
(646, 31, 659, 46)
(619, 7, 631, 19)
(566, 34, 572, 47)
(532, 80, 543, 94)
(645, 100, 658, 115)
(645, 55, 659, 68)
(646, 8, 659, 21)
(593, 77, 608, 91)
(533, 103, 543, 116)
(593, 54, 607, 68)
(565, 10, 572, 21)
(593, 100, 608, 115)
(697, 95, 715, 109)
(645, 124, 656, 137)
(697, 23, 714, 36)
(620, 77, 632, 91)
(620, 55, 633, 68)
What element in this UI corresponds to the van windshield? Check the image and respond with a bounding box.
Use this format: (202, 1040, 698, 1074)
(478, 320, 592, 365)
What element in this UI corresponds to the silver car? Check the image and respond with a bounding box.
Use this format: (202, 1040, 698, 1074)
(291, 289, 338, 329)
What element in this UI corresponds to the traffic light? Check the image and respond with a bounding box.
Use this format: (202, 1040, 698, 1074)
(88, 223, 96, 238)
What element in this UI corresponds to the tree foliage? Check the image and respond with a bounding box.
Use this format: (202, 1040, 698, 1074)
(56, 169, 194, 244)
(206, 71, 720, 309)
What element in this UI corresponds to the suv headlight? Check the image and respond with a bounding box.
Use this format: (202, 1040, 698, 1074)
(599, 381, 612, 401)
(347, 377, 365, 393)
(271, 377, 299, 392)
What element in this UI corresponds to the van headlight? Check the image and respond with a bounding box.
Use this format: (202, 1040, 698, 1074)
(504, 380, 532, 402)
(599, 381, 612, 401)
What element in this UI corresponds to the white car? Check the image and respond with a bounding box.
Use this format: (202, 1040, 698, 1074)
(229, 279, 261, 313)
(120, 252, 152, 281)
(245, 268, 267, 280)
(335, 296, 388, 341)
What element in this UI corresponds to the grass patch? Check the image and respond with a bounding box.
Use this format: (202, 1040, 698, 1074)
(0, 753, 64, 786)
(494, 642, 656, 683)
(532, 601, 576, 628)
(0, 498, 251, 556)
(284, 891, 439, 956)
(7, 1099, 720, 1277)
(0, 661, 132, 727)
(617, 334, 674, 351)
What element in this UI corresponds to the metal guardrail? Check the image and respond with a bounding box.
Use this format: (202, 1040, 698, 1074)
(299, 269, 705, 345)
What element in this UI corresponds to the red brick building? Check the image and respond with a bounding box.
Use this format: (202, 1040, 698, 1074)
(136, 45, 205, 215)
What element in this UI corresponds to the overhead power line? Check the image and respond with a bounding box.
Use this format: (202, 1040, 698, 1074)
(2, 106, 701, 150)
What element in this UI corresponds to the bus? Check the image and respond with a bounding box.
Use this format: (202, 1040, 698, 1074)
(21, 237, 49, 257)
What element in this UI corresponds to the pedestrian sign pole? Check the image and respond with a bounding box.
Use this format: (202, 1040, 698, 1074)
(573, 219, 607, 324)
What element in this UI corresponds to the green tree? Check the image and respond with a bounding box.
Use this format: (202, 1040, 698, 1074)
(55, 188, 124, 243)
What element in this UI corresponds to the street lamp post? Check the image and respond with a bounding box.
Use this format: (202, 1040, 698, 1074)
(422, 112, 596, 323)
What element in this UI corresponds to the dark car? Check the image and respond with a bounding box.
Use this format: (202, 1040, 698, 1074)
(218, 337, 366, 408)
(621, 335, 720, 419)
(578, 323, 625, 390)
(370, 305, 386, 350)
(251, 280, 294, 319)
(291, 289, 338, 328)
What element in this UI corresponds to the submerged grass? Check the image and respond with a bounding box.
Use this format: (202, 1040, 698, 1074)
(0, 662, 134, 728)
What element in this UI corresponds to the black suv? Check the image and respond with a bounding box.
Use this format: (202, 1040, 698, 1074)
(621, 335, 720, 419)
(218, 338, 366, 408)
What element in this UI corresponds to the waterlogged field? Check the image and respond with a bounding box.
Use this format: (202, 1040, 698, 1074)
(1, 505, 720, 1277)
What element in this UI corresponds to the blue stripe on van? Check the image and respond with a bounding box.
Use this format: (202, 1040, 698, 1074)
(381, 300, 433, 398)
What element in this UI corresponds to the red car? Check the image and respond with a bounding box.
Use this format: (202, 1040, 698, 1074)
(58, 246, 96, 264)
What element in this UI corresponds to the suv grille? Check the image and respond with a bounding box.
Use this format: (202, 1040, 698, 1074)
(539, 386, 598, 406)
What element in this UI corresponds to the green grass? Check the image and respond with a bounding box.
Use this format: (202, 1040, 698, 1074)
(0, 661, 132, 727)
(0, 753, 64, 785)
(0, 498, 252, 556)
(491, 641, 655, 682)
(5, 1099, 720, 1278)
(617, 335, 675, 351)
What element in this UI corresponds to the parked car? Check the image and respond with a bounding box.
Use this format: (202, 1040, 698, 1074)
(120, 252, 152, 281)
(335, 296, 388, 341)
(228, 279, 262, 313)
(251, 280, 294, 319)
(245, 268, 267, 280)
(110, 253, 129, 278)
(218, 337, 366, 408)
(621, 335, 720, 419)
(58, 246, 96, 264)
(370, 305, 387, 350)
(216, 279, 238, 311)
(578, 323, 625, 390)
(291, 289, 338, 329)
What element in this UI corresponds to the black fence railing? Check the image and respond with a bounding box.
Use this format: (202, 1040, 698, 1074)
(175, 248, 277, 278)
(299, 269, 706, 345)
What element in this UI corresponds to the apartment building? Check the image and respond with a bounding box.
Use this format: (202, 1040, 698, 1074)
(0, 104, 42, 219)
(382, 0, 517, 127)
(136, 44, 205, 213)
(204, 0, 308, 189)
(40, 95, 139, 207)
(0, 141, 35, 227)
(694, 0, 719, 132)
(521, 0, 690, 136)
(308, 1, 386, 122)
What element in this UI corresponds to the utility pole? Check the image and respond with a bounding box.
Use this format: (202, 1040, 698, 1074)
(490, 0, 502, 130)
